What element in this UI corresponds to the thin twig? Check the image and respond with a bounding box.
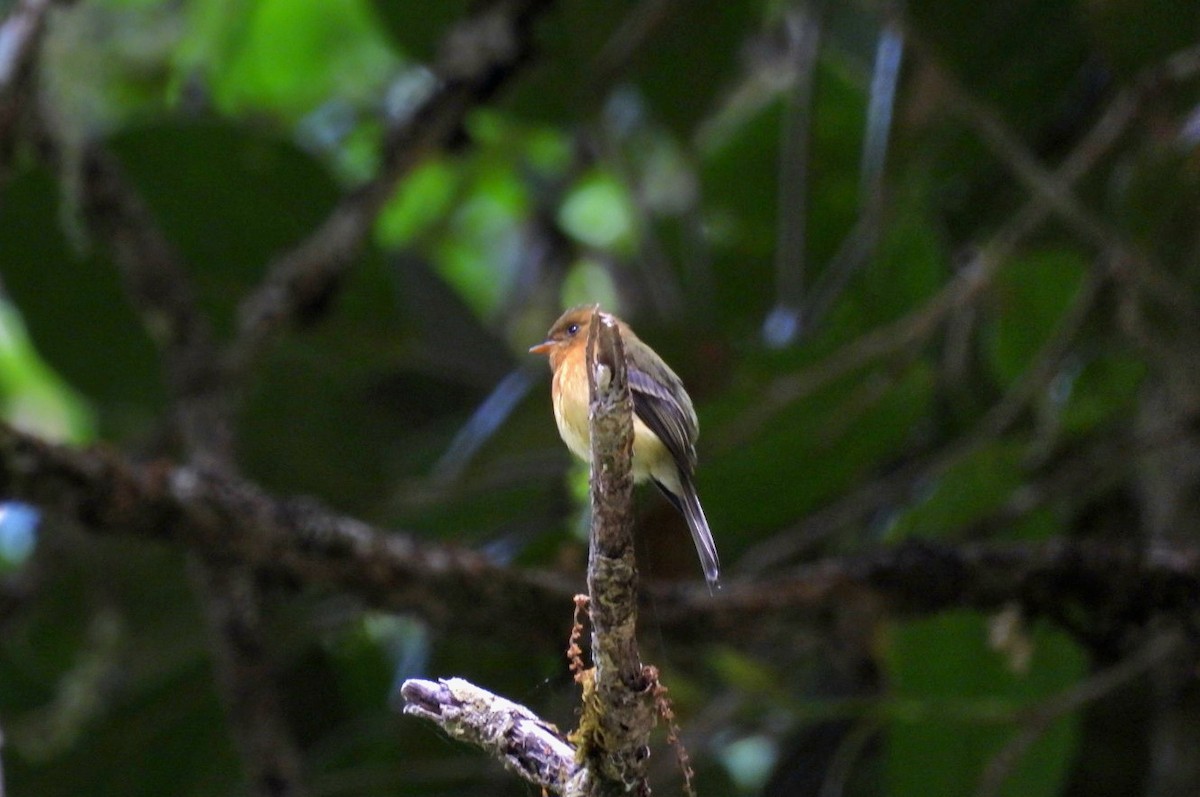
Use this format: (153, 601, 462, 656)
(723, 253, 992, 446)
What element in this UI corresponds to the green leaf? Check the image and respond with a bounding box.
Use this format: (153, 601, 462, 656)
(433, 190, 527, 319)
(0, 302, 95, 443)
(886, 611, 1084, 797)
(0, 169, 165, 440)
(1059, 352, 1144, 435)
(376, 158, 461, 247)
(865, 183, 947, 322)
(560, 258, 620, 311)
(985, 249, 1087, 386)
(107, 121, 342, 332)
(558, 171, 635, 252)
(885, 442, 1025, 541)
(210, 0, 399, 116)
(701, 361, 934, 537)
(369, 0, 472, 62)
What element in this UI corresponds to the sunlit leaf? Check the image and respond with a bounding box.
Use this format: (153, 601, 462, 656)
(558, 171, 635, 252)
(210, 0, 399, 116)
(0, 302, 94, 443)
(376, 159, 461, 247)
(561, 258, 620, 311)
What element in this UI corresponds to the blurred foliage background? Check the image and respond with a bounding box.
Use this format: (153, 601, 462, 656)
(2, 0, 1200, 795)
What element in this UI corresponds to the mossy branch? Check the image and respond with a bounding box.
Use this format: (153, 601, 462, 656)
(576, 307, 657, 795)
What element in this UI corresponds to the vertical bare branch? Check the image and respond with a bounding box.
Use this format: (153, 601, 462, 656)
(76, 147, 228, 453)
(581, 309, 656, 794)
(190, 559, 307, 797)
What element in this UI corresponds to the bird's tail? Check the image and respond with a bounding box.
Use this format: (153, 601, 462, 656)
(676, 474, 721, 593)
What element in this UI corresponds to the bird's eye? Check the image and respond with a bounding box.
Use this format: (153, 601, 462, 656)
(566, 323, 579, 336)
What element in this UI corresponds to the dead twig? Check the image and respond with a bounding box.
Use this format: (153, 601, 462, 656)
(401, 677, 587, 794)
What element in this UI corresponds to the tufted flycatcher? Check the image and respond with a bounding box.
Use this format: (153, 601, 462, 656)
(530, 306, 720, 591)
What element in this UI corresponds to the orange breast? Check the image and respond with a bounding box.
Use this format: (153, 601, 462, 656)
(551, 355, 673, 488)
(551, 355, 591, 462)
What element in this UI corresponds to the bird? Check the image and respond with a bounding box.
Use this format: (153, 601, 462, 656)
(529, 306, 720, 591)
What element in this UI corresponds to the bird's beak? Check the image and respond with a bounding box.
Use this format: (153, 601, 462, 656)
(528, 340, 554, 355)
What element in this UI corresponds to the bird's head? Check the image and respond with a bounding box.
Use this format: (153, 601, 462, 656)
(528, 305, 600, 371)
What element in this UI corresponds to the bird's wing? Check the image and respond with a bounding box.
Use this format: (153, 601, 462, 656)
(627, 363, 697, 472)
